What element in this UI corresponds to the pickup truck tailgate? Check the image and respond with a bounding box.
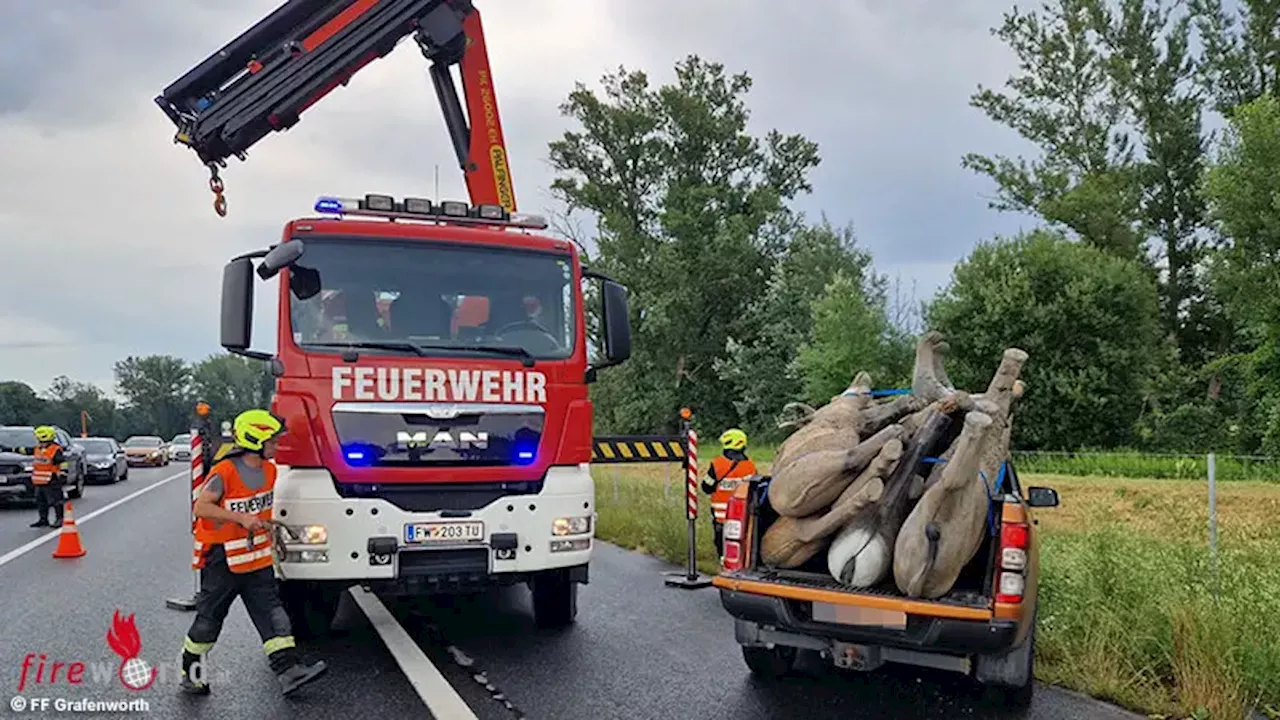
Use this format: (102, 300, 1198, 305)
(715, 568, 992, 621)
(713, 569, 1021, 656)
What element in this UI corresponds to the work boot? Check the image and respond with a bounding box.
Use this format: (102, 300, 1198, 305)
(179, 673, 210, 696)
(277, 660, 327, 696)
(180, 652, 210, 696)
(30, 519, 49, 528)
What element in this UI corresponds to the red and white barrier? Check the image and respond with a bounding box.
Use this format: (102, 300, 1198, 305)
(167, 425, 205, 610)
(190, 428, 204, 505)
(685, 428, 698, 520)
(665, 409, 712, 589)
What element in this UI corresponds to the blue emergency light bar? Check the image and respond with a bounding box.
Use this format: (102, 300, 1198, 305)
(313, 194, 548, 230)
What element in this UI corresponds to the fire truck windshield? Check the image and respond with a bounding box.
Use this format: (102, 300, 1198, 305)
(287, 236, 575, 361)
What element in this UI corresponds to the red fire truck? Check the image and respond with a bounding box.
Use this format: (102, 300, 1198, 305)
(155, 0, 632, 633)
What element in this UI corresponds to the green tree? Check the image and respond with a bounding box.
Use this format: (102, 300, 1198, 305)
(44, 375, 121, 439)
(113, 355, 192, 439)
(925, 229, 1162, 450)
(713, 219, 877, 437)
(190, 353, 275, 422)
(1204, 95, 1280, 328)
(1101, 0, 1225, 363)
(548, 55, 820, 433)
(1191, 0, 1280, 114)
(795, 271, 914, 405)
(967, 0, 1226, 364)
(0, 381, 45, 425)
(963, 0, 1145, 260)
(1202, 94, 1280, 451)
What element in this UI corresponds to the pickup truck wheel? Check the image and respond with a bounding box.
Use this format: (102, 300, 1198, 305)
(531, 569, 577, 629)
(280, 580, 344, 640)
(976, 618, 1035, 708)
(742, 645, 796, 680)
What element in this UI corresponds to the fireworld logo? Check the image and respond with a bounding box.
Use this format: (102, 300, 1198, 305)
(106, 611, 156, 691)
(17, 609, 168, 693)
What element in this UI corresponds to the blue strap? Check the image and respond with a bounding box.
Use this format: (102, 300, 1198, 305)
(981, 461, 1010, 536)
(840, 387, 912, 398)
(980, 470, 998, 536)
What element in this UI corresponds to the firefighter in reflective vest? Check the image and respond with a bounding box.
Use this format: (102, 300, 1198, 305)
(180, 409, 327, 697)
(29, 425, 67, 528)
(701, 429, 757, 556)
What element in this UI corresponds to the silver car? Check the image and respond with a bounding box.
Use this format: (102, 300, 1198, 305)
(169, 433, 193, 462)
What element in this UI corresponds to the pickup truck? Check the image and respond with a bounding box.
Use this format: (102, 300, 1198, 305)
(712, 460, 1058, 707)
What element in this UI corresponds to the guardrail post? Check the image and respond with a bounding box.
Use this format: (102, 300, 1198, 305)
(167, 401, 212, 610)
(664, 407, 712, 589)
(1208, 452, 1219, 601)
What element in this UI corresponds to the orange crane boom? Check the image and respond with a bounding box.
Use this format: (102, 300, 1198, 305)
(153, 0, 516, 215)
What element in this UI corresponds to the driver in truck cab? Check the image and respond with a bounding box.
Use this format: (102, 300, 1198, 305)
(702, 429, 757, 557)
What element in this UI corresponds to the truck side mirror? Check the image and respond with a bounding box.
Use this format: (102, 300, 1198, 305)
(600, 279, 631, 365)
(1026, 486, 1059, 508)
(221, 258, 255, 352)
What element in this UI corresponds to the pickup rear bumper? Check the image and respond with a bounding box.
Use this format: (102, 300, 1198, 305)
(719, 587, 1018, 656)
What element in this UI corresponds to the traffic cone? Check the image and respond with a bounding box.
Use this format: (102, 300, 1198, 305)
(52, 502, 86, 559)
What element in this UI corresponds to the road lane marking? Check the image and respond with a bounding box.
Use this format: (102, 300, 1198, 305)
(349, 586, 479, 720)
(0, 469, 187, 569)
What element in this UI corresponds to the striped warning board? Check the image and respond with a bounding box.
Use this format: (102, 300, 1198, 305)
(592, 436, 687, 464)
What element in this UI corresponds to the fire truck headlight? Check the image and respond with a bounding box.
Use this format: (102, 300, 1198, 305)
(552, 516, 591, 536)
(284, 550, 329, 563)
(280, 524, 327, 544)
(550, 538, 590, 553)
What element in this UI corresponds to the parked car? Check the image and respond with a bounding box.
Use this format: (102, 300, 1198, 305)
(123, 436, 169, 467)
(168, 433, 193, 462)
(0, 425, 86, 504)
(73, 437, 128, 484)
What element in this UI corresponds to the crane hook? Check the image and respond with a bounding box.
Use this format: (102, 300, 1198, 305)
(207, 163, 227, 217)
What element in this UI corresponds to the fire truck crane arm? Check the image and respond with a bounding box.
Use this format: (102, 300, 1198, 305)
(154, 0, 515, 211)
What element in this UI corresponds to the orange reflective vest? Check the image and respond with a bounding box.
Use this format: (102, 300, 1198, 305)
(31, 444, 62, 486)
(708, 455, 757, 522)
(192, 458, 276, 574)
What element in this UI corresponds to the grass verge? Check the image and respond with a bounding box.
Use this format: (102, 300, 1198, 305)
(591, 464, 1280, 719)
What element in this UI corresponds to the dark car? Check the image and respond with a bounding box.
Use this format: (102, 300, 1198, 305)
(0, 425, 86, 504)
(73, 437, 128, 484)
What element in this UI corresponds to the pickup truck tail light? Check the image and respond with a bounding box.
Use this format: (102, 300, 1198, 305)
(721, 494, 748, 572)
(995, 521, 1030, 604)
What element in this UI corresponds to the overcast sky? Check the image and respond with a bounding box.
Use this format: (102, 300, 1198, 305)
(0, 0, 1040, 397)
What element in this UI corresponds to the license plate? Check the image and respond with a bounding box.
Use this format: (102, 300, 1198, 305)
(404, 521, 485, 544)
(812, 602, 907, 629)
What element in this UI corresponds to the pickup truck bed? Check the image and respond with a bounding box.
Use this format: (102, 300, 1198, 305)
(712, 466, 1058, 708)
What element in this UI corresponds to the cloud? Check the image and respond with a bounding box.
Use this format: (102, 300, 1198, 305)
(0, 0, 1038, 394)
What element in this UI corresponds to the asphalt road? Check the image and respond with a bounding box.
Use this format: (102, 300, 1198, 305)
(0, 466, 1143, 720)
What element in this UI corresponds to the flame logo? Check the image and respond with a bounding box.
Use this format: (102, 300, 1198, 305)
(105, 610, 157, 691)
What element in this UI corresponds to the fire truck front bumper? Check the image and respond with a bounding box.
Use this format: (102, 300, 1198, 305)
(268, 463, 595, 591)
